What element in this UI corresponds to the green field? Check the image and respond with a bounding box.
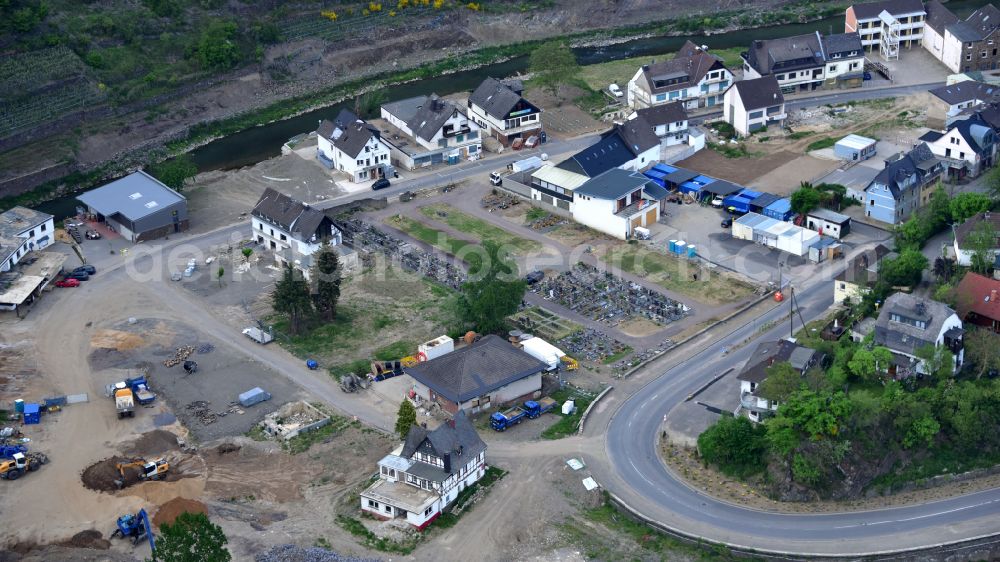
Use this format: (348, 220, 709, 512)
(601, 245, 755, 305)
(578, 47, 745, 92)
(419, 204, 542, 254)
(387, 215, 476, 256)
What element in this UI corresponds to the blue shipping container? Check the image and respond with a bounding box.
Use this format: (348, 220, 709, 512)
(23, 403, 41, 425)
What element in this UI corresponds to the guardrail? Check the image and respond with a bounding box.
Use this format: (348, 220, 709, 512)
(577, 385, 613, 435)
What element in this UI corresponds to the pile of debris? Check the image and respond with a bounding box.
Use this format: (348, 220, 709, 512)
(197, 343, 214, 354)
(185, 400, 245, 426)
(256, 545, 381, 562)
(163, 346, 195, 367)
(527, 214, 564, 230)
(480, 191, 519, 212)
(530, 263, 689, 326)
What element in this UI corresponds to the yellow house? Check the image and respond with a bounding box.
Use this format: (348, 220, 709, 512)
(834, 244, 892, 304)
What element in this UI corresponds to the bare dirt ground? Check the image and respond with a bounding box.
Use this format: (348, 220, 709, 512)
(524, 85, 604, 139)
(675, 149, 800, 186)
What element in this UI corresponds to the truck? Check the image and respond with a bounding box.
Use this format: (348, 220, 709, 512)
(114, 384, 135, 418)
(106, 376, 156, 407)
(490, 397, 558, 431)
(242, 326, 273, 344)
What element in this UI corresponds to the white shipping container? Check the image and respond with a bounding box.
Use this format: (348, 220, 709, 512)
(418, 335, 454, 362)
(520, 337, 565, 371)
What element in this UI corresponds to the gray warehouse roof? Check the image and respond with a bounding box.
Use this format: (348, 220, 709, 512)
(77, 171, 186, 222)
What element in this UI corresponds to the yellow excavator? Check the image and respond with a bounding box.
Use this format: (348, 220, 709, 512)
(115, 458, 169, 488)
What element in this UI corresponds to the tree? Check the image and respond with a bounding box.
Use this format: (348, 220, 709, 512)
(459, 241, 525, 334)
(150, 512, 231, 562)
(846, 346, 891, 383)
(965, 220, 997, 275)
(915, 344, 955, 377)
(986, 164, 1000, 200)
(757, 362, 802, 403)
(395, 400, 417, 440)
(963, 328, 1000, 379)
(790, 185, 821, 216)
(895, 214, 933, 251)
(310, 241, 342, 323)
(529, 41, 579, 90)
(198, 20, 242, 70)
(926, 186, 951, 231)
(216, 266, 224, 287)
(696, 415, 768, 478)
(272, 264, 313, 335)
(932, 257, 955, 283)
(880, 249, 928, 288)
(903, 415, 940, 449)
(949, 192, 993, 223)
(148, 155, 198, 191)
(774, 390, 851, 440)
(241, 247, 253, 263)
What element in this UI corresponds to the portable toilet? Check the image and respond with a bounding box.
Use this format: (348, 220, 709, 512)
(668, 240, 677, 253)
(675, 241, 687, 256)
(23, 403, 40, 425)
(13, 399, 24, 414)
(687, 245, 697, 258)
(561, 400, 576, 415)
(447, 151, 461, 165)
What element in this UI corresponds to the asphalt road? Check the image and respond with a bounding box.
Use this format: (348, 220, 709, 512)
(591, 261, 1000, 556)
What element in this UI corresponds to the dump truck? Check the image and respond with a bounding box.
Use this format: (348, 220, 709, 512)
(126, 376, 156, 405)
(0, 452, 48, 480)
(490, 398, 558, 431)
(114, 384, 135, 418)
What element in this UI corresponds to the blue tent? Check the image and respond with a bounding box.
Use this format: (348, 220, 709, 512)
(722, 189, 761, 214)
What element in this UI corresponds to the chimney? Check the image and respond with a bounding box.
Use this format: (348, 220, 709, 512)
(442, 452, 451, 473)
(642, 64, 650, 72)
(993, 289, 998, 302)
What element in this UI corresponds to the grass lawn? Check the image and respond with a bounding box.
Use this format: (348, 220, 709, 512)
(578, 48, 744, 91)
(271, 266, 463, 380)
(806, 137, 837, 152)
(387, 215, 476, 256)
(541, 387, 599, 440)
(601, 245, 755, 306)
(420, 204, 542, 254)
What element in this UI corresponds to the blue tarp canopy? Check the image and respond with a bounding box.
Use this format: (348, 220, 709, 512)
(723, 189, 761, 213)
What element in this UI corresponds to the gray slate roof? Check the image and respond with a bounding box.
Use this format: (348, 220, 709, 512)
(384, 94, 463, 142)
(870, 143, 940, 198)
(0, 236, 27, 267)
(470, 77, 532, 120)
(835, 243, 892, 283)
(401, 411, 486, 479)
(924, 0, 958, 32)
(77, 171, 186, 222)
(405, 335, 546, 404)
(0, 206, 52, 238)
(333, 120, 382, 159)
(737, 339, 819, 383)
(575, 168, 655, 200)
(730, 75, 784, 110)
(850, 0, 924, 20)
(252, 187, 333, 242)
(615, 114, 660, 155)
(638, 41, 725, 95)
(317, 109, 361, 141)
(635, 102, 687, 127)
(949, 4, 1000, 42)
(929, 81, 998, 105)
(745, 33, 825, 76)
(875, 292, 958, 356)
(821, 32, 863, 56)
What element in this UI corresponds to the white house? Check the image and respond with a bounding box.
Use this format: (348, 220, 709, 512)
(316, 109, 392, 183)
(361, 411, 486, 530)
(923, 0, 961, 70)
(0, 206, 55, 252)
(845, 0, 926, 59)
(630, 102, 690, 146)
(379, 94, 482, 169)
(467, 77, 541, 147)
(922, 1, 1000, 74)
(926, 80, 999, 128)
(874, 292, 965, 376)
(737, 340, 822, 422)
(919, 114, 997, 178)
(743, 32, 865, 93)
(953, 211, 1000, 267)
(626, 41, 732, 110)
(0, 235, 30, 273)
(571, 168, 664, 240)
(723, 75, 786, 137)
(251, 187, 343, 275)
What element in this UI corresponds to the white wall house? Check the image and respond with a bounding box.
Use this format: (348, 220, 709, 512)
(361, 412, 486, 530)
(743, 32, 864, 93)
(627, 41, 732, 110)
(468, 77, 541, 147)
(630, 102, 690, 146)
(380, 95, 482, 169)
(737, 340, 821, 422)
(317, 109, 392, 183)
(953, 211, 1000, 266)
(0, 236, 30, 273)
(874, 293, 965, 376)
(251, 188, 342, 276)
(571, 169, 662, 240)
(845, 0, 926, 59)
(919, 115, 997, 178)
(0, 206, 55, 252)
(723, 76, 786, 137)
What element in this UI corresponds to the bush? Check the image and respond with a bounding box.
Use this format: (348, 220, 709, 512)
(806, 137, 837, 151)
(697, 415, 768, 478)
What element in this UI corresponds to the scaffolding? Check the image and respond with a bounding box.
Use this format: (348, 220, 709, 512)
(879, 10, 901, 61)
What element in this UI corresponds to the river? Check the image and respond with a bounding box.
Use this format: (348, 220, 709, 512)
(35, 0, 991, 220)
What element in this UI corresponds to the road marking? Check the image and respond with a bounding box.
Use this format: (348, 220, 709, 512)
(833, 498, 1000, 528)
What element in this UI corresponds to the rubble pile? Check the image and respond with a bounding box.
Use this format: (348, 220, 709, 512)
(163, 346, 195, 368)
(530, 263, 690, 326)
(256, 545, 381, 562)
(184, 401, 244, 426)
(480, 191, 519, 212)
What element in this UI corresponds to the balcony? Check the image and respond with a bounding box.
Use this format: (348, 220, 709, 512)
(740, 392, 775, 414)
(767, 112, 787, 122)
(443, 124, 472, 138)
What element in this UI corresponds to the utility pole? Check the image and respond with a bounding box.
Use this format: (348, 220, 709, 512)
(790, 285, 794, 339)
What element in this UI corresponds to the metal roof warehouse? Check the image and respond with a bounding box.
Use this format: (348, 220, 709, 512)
(77, 171, 189, 242)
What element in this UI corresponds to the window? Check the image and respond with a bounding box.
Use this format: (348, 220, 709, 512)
(385, 505, 392, 514)
(951, 137, 960, 145)
(983, 51, 989, 58)
(40, 224, 46, 232)
(718, 80, 728, 89)
(775, 74, 785, 80)
(840, 283, 846, 290)
(668, 91, 679, 100)
(280, 234, 287, 242)
(967, 54, 973, 61)
(368, 499, 378, 508)
(424, 506, 434, 516)
(960, 152, 965, 159)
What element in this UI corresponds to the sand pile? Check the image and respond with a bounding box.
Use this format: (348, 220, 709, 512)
(152, 498, 207, 529)
(58, 530, 110, 550)
(90, 330, 145, 351)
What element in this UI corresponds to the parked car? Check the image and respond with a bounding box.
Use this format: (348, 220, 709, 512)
(371, 178, 391, 191)
(66, 271, 89, 281)
(85, 230, 101, 240)
(710, 198, 724, 208)
(511, 138, 524, 150)
(525, 271, 544, 285)
(524, 135, 539, 149)
(721, 218, 733, 228)
(73, 265, 96, 275)
(55, 278, 80, 288)
(608, 83, 623, 98)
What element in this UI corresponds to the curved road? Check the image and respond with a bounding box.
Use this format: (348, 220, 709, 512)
(593, 267, 1000, 556)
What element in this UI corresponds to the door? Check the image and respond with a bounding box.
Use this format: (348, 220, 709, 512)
(645, 209, 657, 224)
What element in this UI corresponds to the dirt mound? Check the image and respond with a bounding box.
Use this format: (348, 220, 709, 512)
(124, 430, 179, 457)
(90, 330, 145, 351)
(152, 498, 207, 529)
(81, 456, 131, 492)
(58, 530, 110, 550)
(215, 443, 240, 455)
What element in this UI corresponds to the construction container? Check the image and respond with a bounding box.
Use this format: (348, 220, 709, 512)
(238, 387, 272, 408)
(520, 337, 566, 372)
(23, 403, 40, 424)
(43, 396, 67, 408)
(418, 335, 454, 362)
(13, 399, 24, 414)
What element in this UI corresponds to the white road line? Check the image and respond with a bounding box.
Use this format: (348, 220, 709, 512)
(833, 499, 1000, 528)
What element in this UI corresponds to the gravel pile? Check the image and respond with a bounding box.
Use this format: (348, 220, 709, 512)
(255, 544, 382, 562)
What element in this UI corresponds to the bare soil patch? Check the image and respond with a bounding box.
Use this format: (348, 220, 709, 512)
(152, 497, 208, 529)
(122, 429, 180, 457)
(56, 530, 110, 551)
(675, 149, 798, 186)
(616, 317, 663, 338)
(89, 329, 145, 352)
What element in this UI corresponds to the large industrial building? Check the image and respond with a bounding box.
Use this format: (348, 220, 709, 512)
(77, 171, 189, 242)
